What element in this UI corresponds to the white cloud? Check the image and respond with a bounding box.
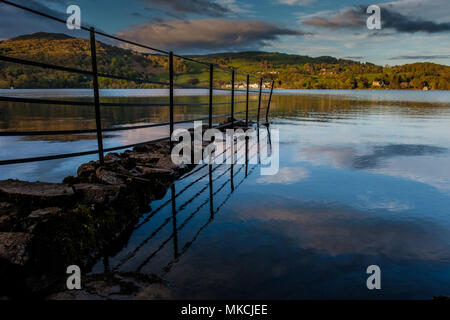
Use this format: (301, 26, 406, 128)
(256, 167, 309, 185)
(214, 0, 251, 14)
(278, 0, 317, 5)
(116, 19, 306, 51)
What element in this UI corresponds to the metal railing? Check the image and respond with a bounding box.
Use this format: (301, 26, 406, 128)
(108, 128, 269, 273)
(0, 0, 276, 166)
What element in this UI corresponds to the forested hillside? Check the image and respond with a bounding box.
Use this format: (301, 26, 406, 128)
(0, 32, 449, 90)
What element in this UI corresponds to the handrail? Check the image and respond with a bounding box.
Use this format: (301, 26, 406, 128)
(0, 54, 272, 93)
(0, 55, 92, 76)
(0, 0, 276, 167)
(0, 107, 266, 138)
(0, 95, 269, 108)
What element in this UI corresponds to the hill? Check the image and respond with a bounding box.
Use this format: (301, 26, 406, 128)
(0, 32, 449, 90)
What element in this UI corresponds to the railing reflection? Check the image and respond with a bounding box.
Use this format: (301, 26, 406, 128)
(104, 126, 272, 275)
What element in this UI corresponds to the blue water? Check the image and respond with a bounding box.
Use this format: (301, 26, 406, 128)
(1, 89, 449, 298)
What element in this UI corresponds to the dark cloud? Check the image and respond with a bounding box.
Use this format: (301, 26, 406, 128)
(303, 5, 450, 33)
(303, 7, 365, 29)
(116, 19, 307, 52)
(0, 0, 89, 40)
(141, 0, 230, 17)
(382, 7, 450, 33)
(391, 55, 450, 60)
(353, 144, 447, 170)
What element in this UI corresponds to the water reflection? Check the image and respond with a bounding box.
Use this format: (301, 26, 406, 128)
(2, 89, 449, 298)
(352, 144, 447, 169)
(95, 127, 268, 279)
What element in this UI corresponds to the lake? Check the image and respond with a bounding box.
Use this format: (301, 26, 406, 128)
(1, 89, 449, 299)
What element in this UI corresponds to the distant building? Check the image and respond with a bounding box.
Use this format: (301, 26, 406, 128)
(400, 82, 410, 89)
(372, 80, 385, 88)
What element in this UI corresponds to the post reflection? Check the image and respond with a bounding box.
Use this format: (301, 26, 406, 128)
(104, 126, 272, 276)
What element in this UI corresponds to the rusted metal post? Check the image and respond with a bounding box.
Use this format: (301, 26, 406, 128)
(209, 64, 214, 128)
(231, 69, 235, 127)
(171, 184, 178, 258)
(169, 51, 174, 148)
(257, 77, 263, 124)
(89, 27, 104, 165)
(266, 80, 275, 123)
(230, 160, 234, 192)
(209, 164, 214, 219)
(245, 74, 249, 126)
(245, 136, 249, 177)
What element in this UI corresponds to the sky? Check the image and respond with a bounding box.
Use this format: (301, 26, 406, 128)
(0, 0, 449, 66)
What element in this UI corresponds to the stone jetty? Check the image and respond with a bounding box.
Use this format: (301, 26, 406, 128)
(0, 141, 194, 297)
(0, 119, 252, 298)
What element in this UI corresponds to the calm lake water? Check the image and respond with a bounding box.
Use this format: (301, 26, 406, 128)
(1, 89, 449, 299)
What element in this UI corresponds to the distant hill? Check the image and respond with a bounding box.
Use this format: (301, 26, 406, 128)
(189, 51, 346, 65)
(0, 32, 449, 90)
(8, 32, 75, 41)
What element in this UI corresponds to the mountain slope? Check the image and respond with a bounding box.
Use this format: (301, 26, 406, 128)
(0, 32, 449, 90)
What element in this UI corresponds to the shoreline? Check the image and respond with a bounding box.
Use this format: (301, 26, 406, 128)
(0, 120, 252, 299)
(0, 140, 194, 298)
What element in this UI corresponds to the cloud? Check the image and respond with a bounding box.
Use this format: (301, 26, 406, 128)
(302, 7, 365, 29)
(116, 19, 306, 52)
(299, 144, 450, 193)
(235, 202, 450, 261)
(343, 56, 365, 59)
(141, 0, 230, 17)
(381, 7, 450, 33)
(352, 144, 447, 170)
(278, 0, 316, 5)
(302, 5, 450, 33)
(256, 167, 309, 185)
(391, 54, 450, 60)
(215, 0, 251, 14)
(382, 0, 450, 23)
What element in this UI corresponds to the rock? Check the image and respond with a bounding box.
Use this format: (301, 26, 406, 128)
(26, 207, 61, 232)
(0, 203, 19, 231)
(128, 152, 162, 164)
(156, 155, 185, 171)
(73, 183, 123, 205)
(134, 142, 170, 155)
(47, 272, 175, 300)
(0, 180, 73, 199)
(104, 162, 133, 176)
(104, 153, 121, 163)
(0, 214, 17, 232)
(136, 166, 175, 178)
(0, 232, 32, 266)
(0, 180, 75, 212)
(95, 168, 125, 185)
(28, 207, 61, 219)
(77, 161, 98, 178)
(0, 202, 13, 216)
(62, 176, 79, 185)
